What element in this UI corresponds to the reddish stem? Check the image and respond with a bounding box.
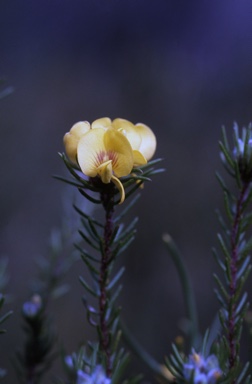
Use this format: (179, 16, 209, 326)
(99, 186, 115, 377)
(228, 183, 248, 380)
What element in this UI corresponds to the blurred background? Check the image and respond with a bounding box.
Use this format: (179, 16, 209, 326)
(1, 0, 252, 382)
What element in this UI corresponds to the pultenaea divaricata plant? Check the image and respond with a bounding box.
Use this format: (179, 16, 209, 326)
(2, 117, 252, 384)
(165, 123, 252, 384)
(58, 117, 162, 384)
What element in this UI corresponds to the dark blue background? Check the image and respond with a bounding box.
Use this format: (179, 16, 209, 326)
(1, 1, 252, 381)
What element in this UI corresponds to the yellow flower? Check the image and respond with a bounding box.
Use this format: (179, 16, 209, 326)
(78, 128, 135, 203)
(92, 117, 157, 164)
(63, 117, 156, 204)
(63, 121, 90, 164)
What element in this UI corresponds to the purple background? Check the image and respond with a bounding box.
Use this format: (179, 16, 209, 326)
(1, 0, 252, 382)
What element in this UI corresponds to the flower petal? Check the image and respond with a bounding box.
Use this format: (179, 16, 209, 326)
(92, 117, 112, 129)
(112, 118, 142, 150)
(97, 160, 113, 183)
(111, 175, 125, 204)
(70, 121, 91, 136)
(112, 118, 135, 130)
(63, 121, 90, 163)
(135, 123, 156, 160)
(103, 129, 134, 177)
(132, 150, 147, 166)
(77, 128, 106, 177)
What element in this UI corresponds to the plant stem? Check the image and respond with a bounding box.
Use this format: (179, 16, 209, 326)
(99, 185, 115, 377)
(228, 183, 249, 379)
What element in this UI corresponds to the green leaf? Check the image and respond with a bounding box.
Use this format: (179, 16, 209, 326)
(110, 232, 135, 260)
(237, 256, 251, 280)
(73, 204, 103, 227)
(0, 310, 13, 331)
(107, 267, 125, 291)
(80, 219, 99, 243)
(234, 160, 242, 189)
(78, 229, 100, 251)
(214, 288, 226, 307)
(219, 141, 235, 169)
(212, 247, 226, 272)
(126, 175, 152, 182)
(218, 309, 228, 332)
(79, 276, 99, 297)
(107, 307, 121, 328)
(215, 208, 229, 234)
(171, 343, 184, 366)
(123, 182, 144, 201)
(243, 127, 251, 160)
(233, 122, 240, 145)
(134, 157, 163, 171)
(80, 253, 99, 277)
(224, 256, 232, 283)
(109, 224, 121, 245)
(114, 194, 140, 223)
(241, 212, 252, 232)
(234, 265, 252, 302)
(110, 285, 123, 307)
(147, 167, 166, 175)
(115, 218, 138, 244)
(213, 274, 228, 300)
(165, 354, 183, 379)
(83, 301, 98, 327)
(221, 126, 230, 151)
(53, 175, 84, 188)
(217, 233, 230, 260)
(223, 191, 234, 222)
(240, 237, 252, 259)
(59, 153, 98, 191)
(201, 329, 209, 355)
(74, 244, 99, 263)
(111, 351, 131, 384)
(242, 185, 252, 212)
(216, 172, 233, 198)
(78, 188, 101, 204)
(235, 292, 248, 318)
(168, 354, 182, 374)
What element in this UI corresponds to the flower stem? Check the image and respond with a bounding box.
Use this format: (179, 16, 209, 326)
(99, 185, 115, 377)
(228, 183, 249, 379)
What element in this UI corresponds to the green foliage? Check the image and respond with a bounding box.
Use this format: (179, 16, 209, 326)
(163, 123, 252, 384)
(0, 259, 12, 335)
(55, 154, 164, 205)
(58, 153, 163, 382)
(214, 123, 252, 382)
(31, 227, 78, 302)
(0, 258, 13, 379)
(14, 296, 57, 384)
(14, 221, 77, 384)
(6, 118, 252, 383)
(0, 294, 12, 335)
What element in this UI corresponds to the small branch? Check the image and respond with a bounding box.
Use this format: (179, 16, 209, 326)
(228, 183, 249, 380)
(99, 185, 115, 377)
